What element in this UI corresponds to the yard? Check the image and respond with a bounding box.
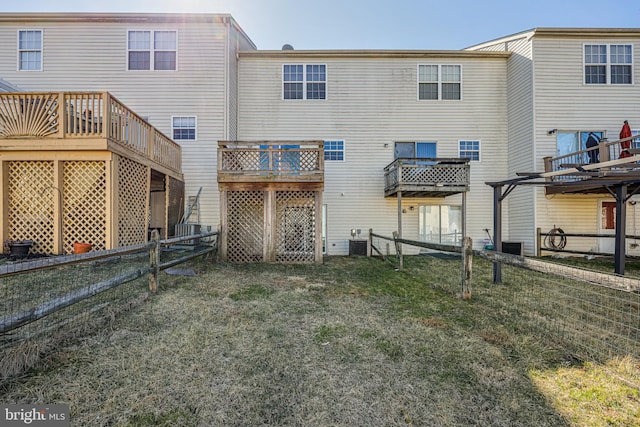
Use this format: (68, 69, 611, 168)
(1, 255, 639, 426)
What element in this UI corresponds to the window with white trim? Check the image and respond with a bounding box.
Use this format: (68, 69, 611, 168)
(418, 65, 461, 100)
(172, 116, 196, 140)
(283, 64, 326, 99)
(324, 140, 344, 161)
(128, 30, 177, 71)
(18, 30, 42, 71)
(459, 140, 480, 161)
(584, 44, 632, 85)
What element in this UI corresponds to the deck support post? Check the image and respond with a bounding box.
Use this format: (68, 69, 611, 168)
(397, 188, 403, 270)
(493, 185, 503, 283)
(614, 184, 627, 275)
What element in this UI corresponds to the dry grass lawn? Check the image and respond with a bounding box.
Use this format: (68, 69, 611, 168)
(1, 255, 638, 426)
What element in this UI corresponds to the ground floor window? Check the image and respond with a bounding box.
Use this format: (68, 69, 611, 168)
(419, 204, 461, 245)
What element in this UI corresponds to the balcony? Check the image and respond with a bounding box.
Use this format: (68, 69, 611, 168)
(0, 92, 182, 178)
(384, 158, 470, 197)
(217, 141, 324, 184)
(543, 134, 640, 195)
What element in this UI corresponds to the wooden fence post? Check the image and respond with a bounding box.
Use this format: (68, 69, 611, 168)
(393, 231, 403, 270)
(462, 236, 473, 299)
(149, 229, 160, 292)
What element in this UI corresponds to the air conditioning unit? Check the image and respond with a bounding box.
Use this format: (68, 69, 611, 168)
(175, 223, 201, 246)
(502, 241, 524, 256)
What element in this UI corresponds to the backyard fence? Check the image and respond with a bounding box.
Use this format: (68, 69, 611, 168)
(368, 229, 472, 299)
(475, 250, 640, 364)
(0, 230, 218, 380)
(368, 229, 639, 364)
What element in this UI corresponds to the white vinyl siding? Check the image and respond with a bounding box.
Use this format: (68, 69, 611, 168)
(18, 29, 42, 71)
(0, 17, 255, 229)
(239, 54, 507, 254)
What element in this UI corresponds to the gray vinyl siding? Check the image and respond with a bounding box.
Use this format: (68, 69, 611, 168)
(0, 16, 254, 229)
(238, 55, 508, 254)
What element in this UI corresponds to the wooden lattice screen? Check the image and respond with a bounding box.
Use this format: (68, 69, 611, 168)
(117, 156, 149, 247)
(275, 191, 316, 263)
(63, 161, 107, 253)
(227, 191, 264, 262)
(6, 161, 55, 254)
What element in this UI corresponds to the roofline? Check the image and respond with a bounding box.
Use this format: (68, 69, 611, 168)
(0, 12, 257, 49)
(466, 27, 640, 50)
(238, 49, 511, 59)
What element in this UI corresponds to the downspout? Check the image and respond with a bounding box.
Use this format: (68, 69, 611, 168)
(223, 16, 230, 141)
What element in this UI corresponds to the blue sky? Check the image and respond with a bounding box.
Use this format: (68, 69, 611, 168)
(3, 0, 639, 50)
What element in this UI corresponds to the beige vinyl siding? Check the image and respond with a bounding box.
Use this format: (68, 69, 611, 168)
(532, 36, 640, 167)
(0, 18, 237, 229)
(468, 35, 538, 254)
(532, 35, 640, 254)
(238, 55, 508, 254)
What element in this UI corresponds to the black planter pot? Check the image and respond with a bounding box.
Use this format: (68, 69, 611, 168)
(8, 240, 34, 258)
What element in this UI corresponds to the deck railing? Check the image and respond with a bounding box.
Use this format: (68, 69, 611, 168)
(0, 92, 181, 174)
(544, 134, 640, 181)
(217, 141, 324, 182)
(384, 158, 470, 196)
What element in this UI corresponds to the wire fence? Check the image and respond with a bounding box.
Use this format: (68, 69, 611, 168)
(369, 229, 640, 364)
(475, 253, 640, 364)
(0, 231, 218, 380)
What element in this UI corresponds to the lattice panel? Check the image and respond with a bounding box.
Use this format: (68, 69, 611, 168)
(117, 156, 149, 247)
(0, 93, 59, 138)
(275, 191, 316, 263)
(220, 149, 320, 172)
(227, 191, 264, 262)
(63, 161, 107, 254)
(6, 161, 55, 254)
(401, 165, 469, 185)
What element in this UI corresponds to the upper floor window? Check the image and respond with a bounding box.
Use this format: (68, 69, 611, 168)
(283, 64, 326, 100)
(459, 140, 480, 161)
(324, 140, 344, 161)
(18, 30, 42, 71)
(584, 44, 632, 85)
(418, 65, 461, 100)
(172, 116, 196, 140)
(128, 30, 177, 71)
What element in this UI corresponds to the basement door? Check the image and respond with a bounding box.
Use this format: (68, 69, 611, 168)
(599, 201, 616, 254)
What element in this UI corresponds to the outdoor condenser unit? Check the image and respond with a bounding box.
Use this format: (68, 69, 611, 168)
(175, 223, 201, 245)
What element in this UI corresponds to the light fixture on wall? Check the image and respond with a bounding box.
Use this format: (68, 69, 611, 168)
(547, 129, 558, 135)
(383, 143, 389, 148)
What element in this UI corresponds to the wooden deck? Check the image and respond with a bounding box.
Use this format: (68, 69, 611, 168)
(0, 92, 182, 179)
(384, 158, 470, 197)
(217, 141, 324, 185)
(0, 91, 184, 255)
(543, 134, 640, 195)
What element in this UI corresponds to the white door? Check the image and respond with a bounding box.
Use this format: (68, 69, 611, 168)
(598, 201, 616, 254)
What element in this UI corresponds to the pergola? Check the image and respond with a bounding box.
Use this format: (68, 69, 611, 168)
(486, 155, 640, 280)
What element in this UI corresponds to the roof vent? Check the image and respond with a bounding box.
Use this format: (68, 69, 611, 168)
(282, 44, 294, 51)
